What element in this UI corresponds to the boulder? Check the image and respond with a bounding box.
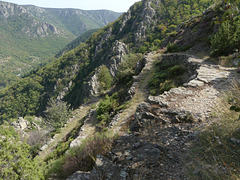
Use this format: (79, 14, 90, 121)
(11, 117, 29, 130)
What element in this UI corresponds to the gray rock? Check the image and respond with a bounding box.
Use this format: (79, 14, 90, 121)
(11, 117, 29, 130)
(174, 111, 195, 123)
(66, 171, 91, 180)
(135, 57, 147, 75)
(230, 138, 240, 144)
(133, 142, 140, 149)
(148, 96, 169, 107)
(135, 144, 162, 164)
(136, 102, 151, 113)
(91, 155, 127, 180)
(40, 144, 48, 151)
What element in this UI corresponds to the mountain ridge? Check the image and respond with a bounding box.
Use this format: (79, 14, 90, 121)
(0, 1, 121, 88)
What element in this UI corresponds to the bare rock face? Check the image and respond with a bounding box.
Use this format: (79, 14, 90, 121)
(0, 1, 28, 18)
(134, 1, 157, 44)
(11, 117, 29, 130)
(109, 40, 129, 77)
(82, 69, 100, 97)
(0, 2, 62, 38)
(81, 40, 128, 98)
(11, 117, 40, 131)
(95, 28, 113, 56)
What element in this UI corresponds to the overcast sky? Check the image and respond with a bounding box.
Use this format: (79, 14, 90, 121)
(2, 0, 140, 12)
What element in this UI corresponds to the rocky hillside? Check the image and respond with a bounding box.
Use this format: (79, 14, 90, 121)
(66, 53, 238, 179)
(0, 1, 121, 88)
(2, 0, 239, 179)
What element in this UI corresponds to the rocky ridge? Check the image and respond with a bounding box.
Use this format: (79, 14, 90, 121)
(67, 53, 238, 180)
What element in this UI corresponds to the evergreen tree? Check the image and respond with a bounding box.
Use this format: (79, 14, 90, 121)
(44, 99, 70, 129)
(0, 136, 45, 179)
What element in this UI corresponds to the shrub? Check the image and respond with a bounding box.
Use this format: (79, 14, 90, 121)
(211, 20, 240, 57)
(149, 63, 186, 95)
(0, 136, 46, 179)
(44, 99, 70, 129)
(117, 53, 143, 84)
(166, 42, 179, 53)
(97, 93, 118, 124)
(47, 133, 115, 179)
(97, 65, 113, 92)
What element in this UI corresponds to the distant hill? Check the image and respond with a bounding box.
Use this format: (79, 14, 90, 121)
(55, 29, 98, 58)
(0, 1, 121, 88)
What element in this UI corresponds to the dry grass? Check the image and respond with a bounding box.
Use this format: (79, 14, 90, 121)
(184, 80, 240, 179)
(46, 132, 116, 179)
(38, 104, 93, 160)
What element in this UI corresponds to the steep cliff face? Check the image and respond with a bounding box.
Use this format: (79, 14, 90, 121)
(0, 1, 64, 38)
(63, 0, 160, 104)
(24, 6, 121, 37)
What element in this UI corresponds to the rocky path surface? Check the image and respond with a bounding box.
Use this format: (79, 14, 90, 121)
(108, 54, 237, 180)
(38, 104, 93, 160)
(67, 53, 238, 180)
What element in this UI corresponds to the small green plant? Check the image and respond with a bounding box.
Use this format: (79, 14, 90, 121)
(149, 62, 186, 95)
(166, 42, 179, 53)
(46, 133, 116, 179)
(97, 65, 113, 93)
(44, 99, 70, 129)
(117, 53, 143, 84)
(184, 81, 240, 179)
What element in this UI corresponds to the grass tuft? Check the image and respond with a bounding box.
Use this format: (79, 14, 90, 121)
(184, 80, 240, 179)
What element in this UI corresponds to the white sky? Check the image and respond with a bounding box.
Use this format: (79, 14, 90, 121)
(1, 0, 140, 12)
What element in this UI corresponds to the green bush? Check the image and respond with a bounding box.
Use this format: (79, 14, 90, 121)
(166, 43, 179, 53)
(117, 53, 143, 84)
(44, 99, 70, 129)
(0, 136, 46, 179)
(149, 63, 186, 95)
(211, 20, 240, 57)
(97, 93, 118, 124)
(97, 65, 113, 92)
(47, 133, 115, 179)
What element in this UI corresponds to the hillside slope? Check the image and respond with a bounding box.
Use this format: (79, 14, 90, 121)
(0, 0, 217, 122)
(3, 0, 240, 179)
(0, 1, 121, 88)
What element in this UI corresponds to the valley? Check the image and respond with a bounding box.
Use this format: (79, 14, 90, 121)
(0, 1, 121, 88)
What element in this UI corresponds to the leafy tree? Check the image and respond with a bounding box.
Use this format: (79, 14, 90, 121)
(44, 99, 70, 129)
(0, 136, 45, 179)
(97, 65, 113, 92)
(211, 0, 240, 56)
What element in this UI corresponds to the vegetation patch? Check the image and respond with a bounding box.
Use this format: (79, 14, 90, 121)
(166, 42, 192, 53)
(184, 81, 240, 179)
(97, 65, 113, 93)
(211, 20, 240, 57)
(46, 133, 116, 179)
(97, 92, 129, 128)
(0, 131, 46, 179)
(117, 53, 143, 84)
(148, 60, 187, 95)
